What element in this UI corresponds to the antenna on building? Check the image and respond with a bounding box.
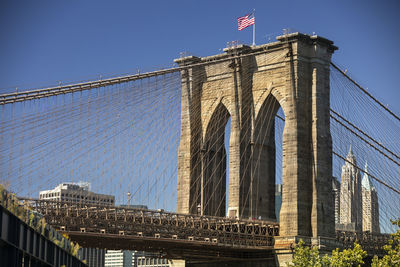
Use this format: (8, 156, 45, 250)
(265, 34, 272, 43)
(283, 28, 289, 44)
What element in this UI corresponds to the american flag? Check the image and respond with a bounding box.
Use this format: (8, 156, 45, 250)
(237, 13, 255, 31)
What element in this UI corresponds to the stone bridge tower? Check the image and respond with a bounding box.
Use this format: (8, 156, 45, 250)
(175, 33, 337, 242)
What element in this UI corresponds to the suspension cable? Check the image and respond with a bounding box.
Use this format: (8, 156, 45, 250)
(331, 62, 400, 123)
(330, 108, 400, 162)
(0, 44, 291, 105)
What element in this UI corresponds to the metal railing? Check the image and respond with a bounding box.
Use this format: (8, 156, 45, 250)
(22, 198, 279, 249)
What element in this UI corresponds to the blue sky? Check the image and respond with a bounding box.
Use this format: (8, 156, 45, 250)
(0, 0, 399, 114)
(0, 1, 399, 229)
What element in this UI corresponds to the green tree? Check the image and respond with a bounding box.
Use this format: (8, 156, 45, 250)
(372, 218, 400, 267)
(288, 240, 367, 267)
(288, 240, 323, 267)
(328, 244, 367, 267)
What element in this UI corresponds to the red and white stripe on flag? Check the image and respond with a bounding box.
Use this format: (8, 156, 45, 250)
(237, 13, 255, 31)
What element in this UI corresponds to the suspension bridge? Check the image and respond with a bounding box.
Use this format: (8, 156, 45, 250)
(1, 32, 399, 266)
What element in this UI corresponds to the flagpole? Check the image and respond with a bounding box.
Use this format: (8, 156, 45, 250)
(252, 10, 256, 46)
(253, 22, 255, 46)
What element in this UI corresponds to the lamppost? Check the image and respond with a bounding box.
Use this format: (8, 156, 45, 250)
(127, 192, 132, 206)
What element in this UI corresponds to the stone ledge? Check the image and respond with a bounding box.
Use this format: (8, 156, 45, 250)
(174, 56, 201, 65)
(276, 32, 338, 51)
(223, 44, 252, 53)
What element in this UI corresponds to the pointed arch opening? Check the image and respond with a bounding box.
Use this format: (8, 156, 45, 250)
(201, 102, 230, 217)
(251, 93, 285, 221)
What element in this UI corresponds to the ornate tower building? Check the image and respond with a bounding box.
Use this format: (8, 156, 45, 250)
(361, 162, 380, 233)
(339, 145, 362, 231)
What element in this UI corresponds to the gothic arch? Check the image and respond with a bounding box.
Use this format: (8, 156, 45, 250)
(202, 96, 232, 141)
(254, 86, 287, 122)
(251, 93, 283, 220)
(201, 102, 230, 216)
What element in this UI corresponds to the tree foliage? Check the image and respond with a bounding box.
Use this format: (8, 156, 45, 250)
(328, 244, 367, 267)
(289, 218, 400, 267)
(371, 218, 400, 267)
(289, 240, 323, 267)
(288, 240, 366, 267)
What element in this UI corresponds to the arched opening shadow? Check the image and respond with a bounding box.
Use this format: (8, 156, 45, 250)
(202, 102, 230, 216)
(251, 93, 285, 221)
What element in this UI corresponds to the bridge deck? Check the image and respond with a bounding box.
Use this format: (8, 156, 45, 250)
(20, 198, 389, 259)
(21, 198, 279, 259)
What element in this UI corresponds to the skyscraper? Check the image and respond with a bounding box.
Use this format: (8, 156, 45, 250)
(361, 162, 380, 233)
(339, 145, 362, 231)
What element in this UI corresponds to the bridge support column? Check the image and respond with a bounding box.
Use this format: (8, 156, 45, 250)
(274, 34, 337, 266)
(277, 34, 337, 238)
(225, 45, 254, 219)
(175, 56, 203, 215)
(310, 62, 335, 237)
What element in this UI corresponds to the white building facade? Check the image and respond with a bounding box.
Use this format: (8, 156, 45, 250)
(39, 182, 114, 205)
(105, 250, 170, 267)
(105, 250, 132, 267)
